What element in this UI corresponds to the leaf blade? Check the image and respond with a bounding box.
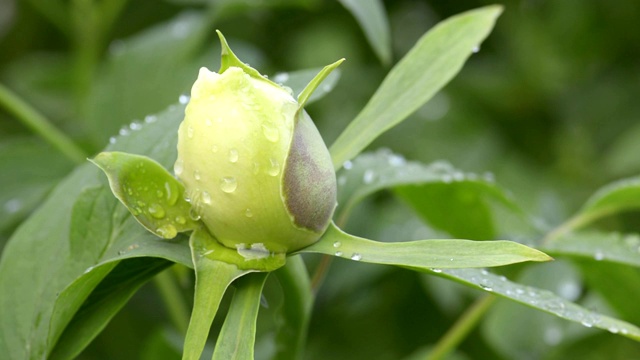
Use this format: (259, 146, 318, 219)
(298, 222, 551, 269)
(211, 272, 268, 360)
(329, 5, 503, 168)
(339, 0, 391, 65)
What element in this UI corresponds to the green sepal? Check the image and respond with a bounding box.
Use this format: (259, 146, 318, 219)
(216, 30, 265, 81)
(191, 226, 286, 272)
(90, 151, 199, 239)
(297, 58, 345, 111)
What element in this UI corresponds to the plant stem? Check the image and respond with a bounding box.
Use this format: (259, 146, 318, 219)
(0, 83, 86, 164)
(426, 294, 496, 360)
(154, 267, 191, 334)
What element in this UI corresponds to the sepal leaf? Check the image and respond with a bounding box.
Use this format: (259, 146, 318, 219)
(297, 222, 551, 268)
(91, 151, 199, 239)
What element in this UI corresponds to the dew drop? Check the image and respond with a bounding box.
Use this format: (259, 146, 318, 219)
(267, 158, 280, 176)
(129, 121, 143, 131)
(351, 253, 362, 261)
(609, 326, 619, 334)
(594, 249, 604, 261)
(333, 241, 341, 248)
(156, 224, 177, 239)
(202, 191, 212, 205)
(109, 136, 116, 144)
(156, 190, 163, 198)
(472, 45, 480, 53)
(148, 204, 166, 219)
(144, 115, 157, 123)
(431, 268, 442, 273)
(228, 148, 239, 163)
(335, 251, 343, 257)
(205, 118, 212, 126)
(262, 124, 279, 142)
(212, 145, 219, 153)
(220, 177, 238, 193)
(4, 199, 22, 214)
(175, 215, 187, 225)
(388, 154, 406, 166)
(179, 94, 190, 104)
(187, 125, 194, 138)
(189, 207, 201, 221)
(245, 208, 253, 218)
(119, 127, 130, 136)
(363, 170, 375, 184)
(343, 160, 353, 170)
(194, 170, 201, 181)
(174, 159, 184, 176)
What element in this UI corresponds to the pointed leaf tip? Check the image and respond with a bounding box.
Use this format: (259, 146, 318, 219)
(297, 58, 345, 110)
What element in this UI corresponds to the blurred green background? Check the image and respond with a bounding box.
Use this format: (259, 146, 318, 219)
(2, 0, 640, 359)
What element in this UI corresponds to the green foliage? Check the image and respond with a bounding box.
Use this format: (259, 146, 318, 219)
(2, 1, 640, 359)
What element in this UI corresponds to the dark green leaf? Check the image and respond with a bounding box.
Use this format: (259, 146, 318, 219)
(0, 137, 73, 236)
(50, 258, 172, 360)
(272, 256, 312, 360)
(91, 152, 199, 239)
(335, 149, 534, 239)
(0, 103, 189, 359)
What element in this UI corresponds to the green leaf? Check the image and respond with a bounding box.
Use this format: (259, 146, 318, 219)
(544, 230, 640, 267)
(272, 255, 312, 360)
(49, 258, 172, 360)
(439, 267, 640, 341)
(334, 149, 533, 239)
(212, 272, 269, 360)
(272, 66, 341, 105)
(0, 103, 189, 359)
(85, 12, 213, 146)
(91, 152, 199, 239)
(298, 222, 551, 268)
(296, 59, 345, 110)
(183, 229, 249, 360)
(0, 137, 73, 236)
(339, 0, 391, 65)
(329, 5, 503, 169)
(546, 176, 640, 241)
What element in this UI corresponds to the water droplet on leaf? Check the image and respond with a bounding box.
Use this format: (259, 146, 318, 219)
(267, 158, 280, 176)
(351, 253, 362, 261)
(156, 224, 177, 239)
(148, 204, 166, 219)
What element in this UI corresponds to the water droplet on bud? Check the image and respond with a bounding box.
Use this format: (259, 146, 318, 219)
(262, 124, 279, 142)
(229, 148, 239, 163)
(267, 158, 280, 176)
(220, 177, 238, 193)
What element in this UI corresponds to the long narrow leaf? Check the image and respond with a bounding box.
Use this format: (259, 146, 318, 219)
(298, 222, 551, 269)
(182, 229, 249, 360)
(438, 268, 640, 341)
(329, 5, 503, 169)
(212, 273, 269, 360)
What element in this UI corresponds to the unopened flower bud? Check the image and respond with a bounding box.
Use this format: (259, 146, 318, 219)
(175, 37, 338, 253)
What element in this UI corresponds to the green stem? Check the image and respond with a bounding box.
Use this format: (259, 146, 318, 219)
(154, 267, 191, 334)
(426, 295, 496, 360)
(0, 83, 86, 164)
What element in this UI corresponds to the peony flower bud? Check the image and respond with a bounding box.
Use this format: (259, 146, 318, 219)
(175, 33, 339, 254)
